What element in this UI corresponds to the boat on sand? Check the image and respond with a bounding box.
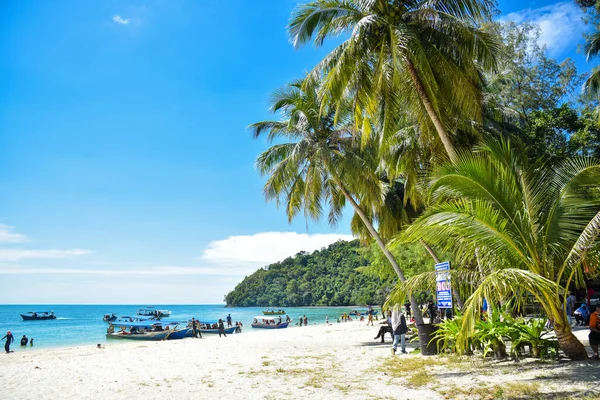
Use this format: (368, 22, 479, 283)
(106, 321, 186, 341)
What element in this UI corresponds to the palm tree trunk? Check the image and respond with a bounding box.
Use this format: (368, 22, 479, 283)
(419, 239, 464, 310)
(406, 61, 458, 162)
(332, 176, 425, 326)
(547, 302, 587, 360)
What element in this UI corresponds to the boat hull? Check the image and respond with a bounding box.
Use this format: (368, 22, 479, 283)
(251, 322, 289, 329)
(166, 328, 190, 340)
(185, 326, 237, 336)
(106, 331, 170, 341)
(20, 314, 56, 321)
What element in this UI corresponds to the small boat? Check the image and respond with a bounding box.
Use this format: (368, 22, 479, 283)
(252, 316, 291, 329)
(20, 311, 56, 321)
(106, 321, 186, 341)
(103, 313, 117, 322)
(108, 315, 151, 325)
(137, 308, 171, 318)
(350, 309, 378, 317)
(262, 309, 286, 315)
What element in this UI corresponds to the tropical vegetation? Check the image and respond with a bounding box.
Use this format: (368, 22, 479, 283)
(246, 0, 600, 360)
(224, 240, 396, 307)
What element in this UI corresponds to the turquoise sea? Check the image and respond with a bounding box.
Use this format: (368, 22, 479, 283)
(0, 305, 366, 350)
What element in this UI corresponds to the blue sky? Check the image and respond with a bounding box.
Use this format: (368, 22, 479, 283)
(0, 1, 591, 304)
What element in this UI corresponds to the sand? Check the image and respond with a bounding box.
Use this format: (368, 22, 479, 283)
(1, 320, 600, 400)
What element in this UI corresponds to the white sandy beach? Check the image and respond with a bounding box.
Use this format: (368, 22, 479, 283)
(1, 320, 600, 400)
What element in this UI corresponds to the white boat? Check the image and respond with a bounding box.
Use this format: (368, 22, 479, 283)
(251, 315, 291, 329)
(136, 308, 171, 318)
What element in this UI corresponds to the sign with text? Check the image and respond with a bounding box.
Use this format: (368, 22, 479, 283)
(435, 261, 453, 309)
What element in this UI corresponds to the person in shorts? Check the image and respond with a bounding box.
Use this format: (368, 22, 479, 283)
(589, 306, 600, 359)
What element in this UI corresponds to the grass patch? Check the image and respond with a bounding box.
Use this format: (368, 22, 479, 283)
(407, 371, 429, 387)
(305, 376, 323, 388)
(334, 384, 350, 394)
(437, 382, 542, 399)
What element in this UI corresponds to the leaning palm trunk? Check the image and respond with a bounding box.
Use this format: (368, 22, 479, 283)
(406, 61, 458, 162)
(334, 177, 425, 326)
(546, 301, 588, 360)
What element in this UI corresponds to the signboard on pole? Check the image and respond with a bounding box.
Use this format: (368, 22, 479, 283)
(435, 261, 453, 309)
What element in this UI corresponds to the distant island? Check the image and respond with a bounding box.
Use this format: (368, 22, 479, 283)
(225, 240, 395, 307)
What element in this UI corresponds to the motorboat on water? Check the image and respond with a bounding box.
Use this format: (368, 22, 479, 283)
(106, 321, 187, 341)
(20, 311, 56, 321)
(262, 309, 286, 315)
(107, 315, 150, 325)
(137, 308, 171, 318)
(251, 316, 291, 329)
(350, 309, 378, 317)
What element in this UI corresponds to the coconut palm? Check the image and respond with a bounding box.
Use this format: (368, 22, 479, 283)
(288, 0, 500, 161)
(391, 139, 600, 359)
(584, 31, 600, 97)
(250, 76, 425, 324)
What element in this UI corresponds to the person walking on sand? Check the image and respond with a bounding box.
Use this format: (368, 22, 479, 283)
(391, 307, 408, 355)
(218, 319, 227, 337)
(589, 306, 600, 359)
(566, 292, 576, 325)
(2, 331, 14, 353)
(367, 309, 374, 326)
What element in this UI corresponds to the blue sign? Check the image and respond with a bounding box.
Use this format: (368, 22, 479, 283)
(435, 261, 453, 309)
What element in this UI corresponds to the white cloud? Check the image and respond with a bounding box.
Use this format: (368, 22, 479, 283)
(0, 249, 92, 262)
(112, 15, 130, 25)
(0, 224, 29, 243)
(501, 2, 586, 56)
(200, 231, 355, 267)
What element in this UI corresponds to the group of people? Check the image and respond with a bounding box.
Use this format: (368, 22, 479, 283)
(339, 313, 353, 323)
(2, 331, 33, 354)
(296, 315, 308, 326)
(372, 309, 409, 354)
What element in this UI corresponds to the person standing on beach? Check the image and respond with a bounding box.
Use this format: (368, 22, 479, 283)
(566, 292, 576, 325)
(391, 308, 408, 355)
(218, 319, 227, 337)
(427, 300, 437, 323)
(367, 310, 374, 326)
(589, 306, 600, 359)
(2, 331, 14, 353)
(303, 315, 308, 326)
(226, 314, 232, 327)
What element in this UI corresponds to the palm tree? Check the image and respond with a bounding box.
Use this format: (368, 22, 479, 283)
(583, 31, 600, 120)
(250, 76, 425, 324)
(288, 0, 499, 161)
(392, 139, 600, 360)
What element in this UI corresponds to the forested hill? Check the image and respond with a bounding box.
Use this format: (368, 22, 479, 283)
(224, 240, 395, 307)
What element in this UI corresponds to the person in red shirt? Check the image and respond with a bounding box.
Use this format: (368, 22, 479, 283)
(589, 307, 600, 359)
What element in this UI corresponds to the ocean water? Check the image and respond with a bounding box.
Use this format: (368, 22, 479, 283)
(0, 305, 367, 350)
